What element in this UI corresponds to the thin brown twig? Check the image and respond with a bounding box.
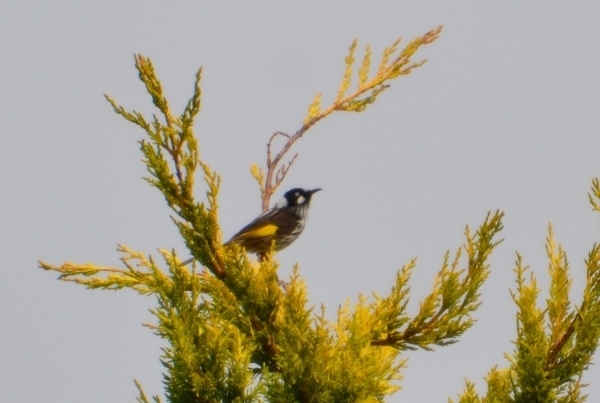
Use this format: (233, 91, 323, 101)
(275, 153, 298, 184)
(266, 131, 290, 166)
(167, 144, 185, 193)
(371, 302, 446, 347)
(263, 126, 310, 211)
(260, 26, 443, 211)
(546, 312, 581, 370)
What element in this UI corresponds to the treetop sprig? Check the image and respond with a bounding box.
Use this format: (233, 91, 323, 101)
(254, 26, 443, 212)
(451, 181, 600, 402)
(371, 210, 504, 350)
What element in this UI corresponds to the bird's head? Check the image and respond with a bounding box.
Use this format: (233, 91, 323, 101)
(277, 188, 322, 208)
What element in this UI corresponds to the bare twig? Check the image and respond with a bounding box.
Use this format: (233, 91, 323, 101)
(546, 312, 581, 371)
(370, 304, 446, 348)
(258, 26, 443, 211)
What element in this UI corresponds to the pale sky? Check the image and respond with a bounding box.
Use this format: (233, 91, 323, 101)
(2, 2, 600, 402)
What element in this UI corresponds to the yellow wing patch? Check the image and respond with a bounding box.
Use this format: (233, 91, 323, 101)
(237, 224, 278, 239)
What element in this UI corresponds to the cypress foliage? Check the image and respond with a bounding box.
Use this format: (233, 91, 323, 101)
(39, 27, 600, 402)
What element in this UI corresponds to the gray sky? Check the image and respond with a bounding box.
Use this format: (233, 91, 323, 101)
(2, 2, 600, 402)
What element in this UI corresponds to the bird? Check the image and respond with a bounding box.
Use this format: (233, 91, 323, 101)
(180, 187, 321, 265)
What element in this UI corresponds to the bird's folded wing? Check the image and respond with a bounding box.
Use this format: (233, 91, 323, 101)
(235, 223, 278, 239)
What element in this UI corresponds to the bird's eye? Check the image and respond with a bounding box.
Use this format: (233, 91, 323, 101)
(295, 192, 300, 196)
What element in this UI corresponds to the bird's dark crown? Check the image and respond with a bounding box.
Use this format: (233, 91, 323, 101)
(283, 188, 322, 207)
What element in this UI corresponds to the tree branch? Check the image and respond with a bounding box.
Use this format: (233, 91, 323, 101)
(259, 26, 443, 211)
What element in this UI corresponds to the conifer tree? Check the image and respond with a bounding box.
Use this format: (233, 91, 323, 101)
(39, 26, 600, 402)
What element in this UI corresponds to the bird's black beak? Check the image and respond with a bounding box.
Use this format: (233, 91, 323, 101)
(308, 188, 322, 196)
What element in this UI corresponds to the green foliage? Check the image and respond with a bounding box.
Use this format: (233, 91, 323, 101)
(589, 178, 600, 213)
(41, 209, 503, 402)
(327, 28, 442, 115)
(38, 28, 600, 403)
(451, 194, 600, 403)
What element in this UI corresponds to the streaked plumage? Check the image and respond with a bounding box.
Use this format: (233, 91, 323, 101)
(224, 187, 321, 253)
(180, 188, 321, 265)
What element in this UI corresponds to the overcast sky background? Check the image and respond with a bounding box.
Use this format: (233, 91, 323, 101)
(2, 2, 600, 402)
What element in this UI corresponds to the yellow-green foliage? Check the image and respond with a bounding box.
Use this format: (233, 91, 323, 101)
(255, 26, 444, 212)
(38, 28, 600, 403)
(451, 199, 600, 403)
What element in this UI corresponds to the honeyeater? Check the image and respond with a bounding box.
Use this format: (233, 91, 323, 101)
(180, 187, 321, 265)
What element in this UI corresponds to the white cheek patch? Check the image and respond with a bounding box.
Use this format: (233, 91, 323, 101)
(297, 195, 306, 204)
(274, 196, 287, 208)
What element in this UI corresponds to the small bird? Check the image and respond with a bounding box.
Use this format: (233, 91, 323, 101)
(180, 187, 321, 265)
